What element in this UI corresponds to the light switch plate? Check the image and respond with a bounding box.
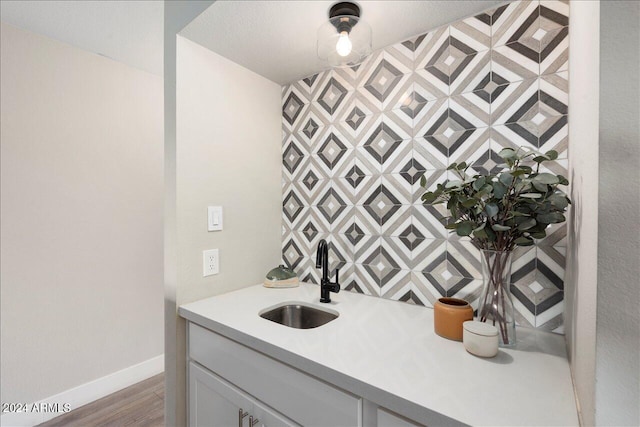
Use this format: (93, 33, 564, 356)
(203, 249, 219, 276)
(207, 206, 223, 231)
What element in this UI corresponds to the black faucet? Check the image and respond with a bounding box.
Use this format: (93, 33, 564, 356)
(316, 239, 340, 303)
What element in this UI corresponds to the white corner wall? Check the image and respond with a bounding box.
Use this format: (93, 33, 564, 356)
(0, 21, 164, 418)
(596, 1, 640, 425)
(565, 2, 600, 425)
(165, 35, 282, 425)
(175, 36, 283, 304)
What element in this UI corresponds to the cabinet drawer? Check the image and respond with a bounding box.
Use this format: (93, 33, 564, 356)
(377, 407, 425, 427)
(189, 361, 297, 427)
(189, 323, 362, 427)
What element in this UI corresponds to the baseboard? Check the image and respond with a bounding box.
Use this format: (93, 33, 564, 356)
(1, 354, 164, 427)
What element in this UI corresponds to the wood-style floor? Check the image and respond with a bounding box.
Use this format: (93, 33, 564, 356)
(37, 373, 164, 427)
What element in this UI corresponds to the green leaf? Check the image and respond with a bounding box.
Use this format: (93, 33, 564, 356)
(444, 223, 458, 230)
(457, 162, 467, 170)
(499, 148, 517, 159)
(485, 203, 499, 218)
(545, 150, 559, 160)
(533, 155, 549, 163)
(446, 180, 463, 189)
(473, 177, 486, 191)
(447, 163, 458, 171)
(530, 230, 547, 239)
(462, 198, 477, 208)
(521, 193, 543, 199)
(537, 212, 566, 224)
(492, 224, 511, 231)
(473, 228, 488, 239)
(548, 195, 569, 209)
(532, 181, 548, 192)
(493, 182, 508, 199)
(420, 174, 427, 188)
(557, 175, 569, 185)
(534, 173, 560, 185)
(517, 218, 537, 231)
(515, 236, 534, 246)
(456, 221, 474, 236)
(422, 192, 438, 204)
(499, 172, 513, 186)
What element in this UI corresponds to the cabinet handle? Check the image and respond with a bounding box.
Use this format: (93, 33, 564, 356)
(238, 409, 248, 427)
(249, 415, 259, 426)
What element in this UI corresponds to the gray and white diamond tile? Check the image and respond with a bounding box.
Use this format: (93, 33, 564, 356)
(449, 50, 491, 96)
(413, 98, 449, 140)
(414, 25, 449, 72)
(447, 127, 491, 172)
(355, 233, 382, 264)
(539, 5, 569, 74)
(450, 279, 484, 310)
(381, 275, 413, 304)
(380, 174, 412, 206)
(411, 237, 447, 273)
(491, 43, 539, 84)
(412, 138, 448, 171)
(413, 67, 448, 101)
(293, 105, 327, 150)
(411, 205, 447, 240)
(354, 204, 382, 237)
(536, 298, 564, 332)
(492, 1, 542, 49)
(353, 264, 381, 296)
(540, 72, 568, 113)
(409, 271, 444, 307)
(380, 269, 412, 302)
(491, 77, 539, 126)
(450, 14, 491, 54)
(380, 203, 412, 237)
(381, 235, 413, 272)
(447, 240, 482, 279)
(312, 76, 350, 124)
(280, 0, 569, 332)
(379, 138, 413, 175)
(449, 91, 490, 128)
(361, 55, 412, 112)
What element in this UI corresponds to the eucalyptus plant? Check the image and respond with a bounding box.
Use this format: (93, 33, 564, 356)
(420, 148, 571, 252)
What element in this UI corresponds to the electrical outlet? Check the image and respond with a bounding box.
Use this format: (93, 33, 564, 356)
(203, 249, 219, 277)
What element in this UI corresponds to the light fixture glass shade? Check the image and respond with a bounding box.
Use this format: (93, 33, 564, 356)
(317, 15, 372, 68)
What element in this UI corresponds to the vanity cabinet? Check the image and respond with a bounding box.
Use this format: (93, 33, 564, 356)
(189, 361, 297, 427)
(188, 322, 364, 427)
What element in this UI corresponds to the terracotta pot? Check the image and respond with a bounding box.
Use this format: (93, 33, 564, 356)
(433, 297, 474, 341)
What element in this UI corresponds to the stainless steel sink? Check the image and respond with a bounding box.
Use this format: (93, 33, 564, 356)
(259, 302, 338, 329)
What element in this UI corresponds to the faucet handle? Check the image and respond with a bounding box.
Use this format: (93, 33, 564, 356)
(335, 267, 339, 284)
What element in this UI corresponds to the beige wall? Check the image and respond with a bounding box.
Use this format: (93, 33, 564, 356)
(596, 1, 640, 425)
(565, 2, 600, 425)
(165, 35, 282, 425)
(163, 3, 214, 425)
(0, 23, 164, 403)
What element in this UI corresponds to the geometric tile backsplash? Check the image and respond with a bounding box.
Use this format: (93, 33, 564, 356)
(281, 0, 569, 333)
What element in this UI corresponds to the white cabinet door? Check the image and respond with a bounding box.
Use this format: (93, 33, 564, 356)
(189, 323, 362, 426)
(189, 361, 298, 427)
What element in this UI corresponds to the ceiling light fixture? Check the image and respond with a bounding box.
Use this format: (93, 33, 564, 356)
(317, 2, 372, 68)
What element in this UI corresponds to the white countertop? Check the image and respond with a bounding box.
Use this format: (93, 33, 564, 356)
(179, 283, 579, 427)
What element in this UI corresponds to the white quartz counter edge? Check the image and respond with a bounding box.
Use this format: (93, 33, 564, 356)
(179, 283, 579, 427)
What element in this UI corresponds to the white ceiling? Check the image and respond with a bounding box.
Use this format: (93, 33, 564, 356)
(182, 0, 506, 85)
(0, 0, 164, 76)
(0, 0, 507, 83)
